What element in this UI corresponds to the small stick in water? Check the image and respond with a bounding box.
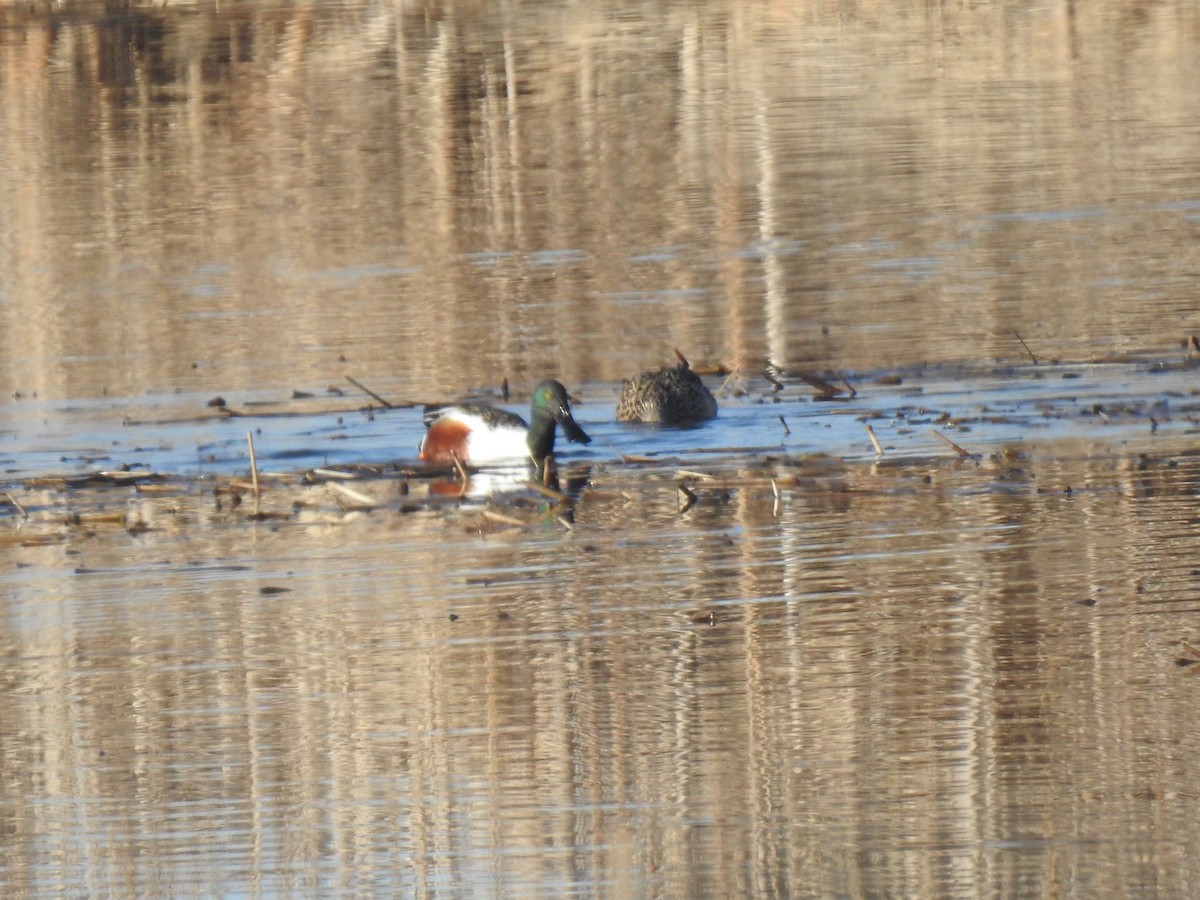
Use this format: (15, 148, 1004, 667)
(345, 376, 395, 410)
(932, 429, 972, 458)
(246, 430, 262, 518)
(1013, 329, 1039, 365)
(779, 415, 790, 437)
(678, 482, 697, 514)
(866, 423, 884, 457)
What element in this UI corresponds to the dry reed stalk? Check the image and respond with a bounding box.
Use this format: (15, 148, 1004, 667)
(70, 511, 127, 525)
(345, 376, 395, 409)
(0, 532, 62, 546)
(246, 431, 261, 501)
(4, 491, 28, 519)
(866, 424, 884, 456)
(932, 429, 972, 458)
(311, 467, 358, 480)
(1013, 329, 1039, 365)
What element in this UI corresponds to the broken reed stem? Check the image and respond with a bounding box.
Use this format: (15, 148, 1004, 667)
(779, 415, 791, 437)
(345, 376, 395, 410)
(771, 478, 781, 517)
(246, 431, 261, 501)
(678, 482, 698, 514)
(1013, 329, 1039, 365)
(4, 491, 28, 519)
(932, 429, 972, 458)
(865, 423, 884, 457)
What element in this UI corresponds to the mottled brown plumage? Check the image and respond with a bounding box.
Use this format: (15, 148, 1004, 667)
(616, 362, 718, 425)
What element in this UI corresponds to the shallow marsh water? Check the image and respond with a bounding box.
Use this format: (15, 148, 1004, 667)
(3, 1, 1200, 897)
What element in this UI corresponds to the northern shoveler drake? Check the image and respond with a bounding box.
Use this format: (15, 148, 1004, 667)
(616, 360, 718, 425)
(419, 380, 591, 466)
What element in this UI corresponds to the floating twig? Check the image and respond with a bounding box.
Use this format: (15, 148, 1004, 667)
(771, 478, 781, 517)
(1013, 329, 1039, 365)
(866, 423, 884, 457)
(932, 429, 972, 458)
(345, 376, 395, 410)
(678, 483, 698, 514)
(779, 415, 790, 436)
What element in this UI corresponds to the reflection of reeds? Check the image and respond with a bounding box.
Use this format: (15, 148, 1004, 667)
(4, 2, 1197, 403)
(10, 440, 1200, 895)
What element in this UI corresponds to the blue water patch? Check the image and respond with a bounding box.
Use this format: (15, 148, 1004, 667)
(989, 206, 1106, 224)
